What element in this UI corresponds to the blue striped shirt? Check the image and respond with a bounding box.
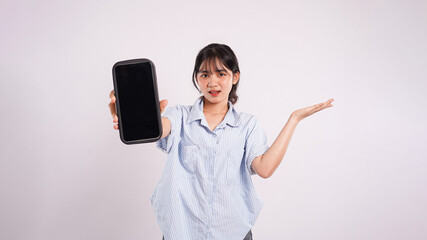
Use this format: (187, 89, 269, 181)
(151, 96, 269, 240)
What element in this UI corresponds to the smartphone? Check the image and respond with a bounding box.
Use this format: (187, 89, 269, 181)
(112, 58, 162, 144)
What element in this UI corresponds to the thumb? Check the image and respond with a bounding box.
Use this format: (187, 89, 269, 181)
(159, 99, 168, 114)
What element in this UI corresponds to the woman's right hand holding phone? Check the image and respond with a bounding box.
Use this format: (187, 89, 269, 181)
(108, 90, 168, 130)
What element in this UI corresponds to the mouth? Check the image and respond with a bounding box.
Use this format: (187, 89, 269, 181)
(209, 90, 221, 96)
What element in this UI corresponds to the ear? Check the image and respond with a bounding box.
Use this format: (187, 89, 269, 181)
(232, 72, 240, 85)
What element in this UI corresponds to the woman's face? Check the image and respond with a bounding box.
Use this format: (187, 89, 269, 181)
(196, 59, 239, 106)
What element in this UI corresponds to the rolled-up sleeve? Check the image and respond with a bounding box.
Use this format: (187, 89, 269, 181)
(245, 116, 269, 175)
(156, 105, 182, 153)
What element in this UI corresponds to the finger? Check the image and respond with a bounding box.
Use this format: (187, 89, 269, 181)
(113, 114, 118, 123)
(159, 99, 168, 113)
(309, 103, 327, 114)
(109, 102, 117, 117)
(113, 124, 119, 130)
(324, 99, 334, 108)
(316, 98, 334, 108)
(109, 90, 116, 103)
(315, 99, 334, 111)
(312, 102, 325, 110)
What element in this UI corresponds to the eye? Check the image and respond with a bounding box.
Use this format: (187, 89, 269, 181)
(201, 74, 208, 78)
(219, 73, 226, 77)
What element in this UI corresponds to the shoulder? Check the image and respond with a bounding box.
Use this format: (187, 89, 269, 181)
(163, 104, 191, 114)
(233, 108, 260, 129)
(162, 103, 197, 123)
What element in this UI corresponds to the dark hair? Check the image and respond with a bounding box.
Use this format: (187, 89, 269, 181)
(192, 43, 240, 104)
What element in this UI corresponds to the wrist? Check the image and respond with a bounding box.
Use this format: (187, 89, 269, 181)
(289, 113, 301, 124)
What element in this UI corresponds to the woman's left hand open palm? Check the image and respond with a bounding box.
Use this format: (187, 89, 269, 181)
(292, 98, 334, 122)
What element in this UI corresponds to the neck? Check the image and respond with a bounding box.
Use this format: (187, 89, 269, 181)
(202, 97, 229, 114)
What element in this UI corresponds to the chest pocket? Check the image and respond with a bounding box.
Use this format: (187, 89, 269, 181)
(226, 148, 245, 185)
(180, 145, 199, 178)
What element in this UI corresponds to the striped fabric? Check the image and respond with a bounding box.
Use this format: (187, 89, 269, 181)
(151, 96, 269, 240)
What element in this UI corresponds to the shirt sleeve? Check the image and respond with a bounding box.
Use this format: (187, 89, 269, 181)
(156, 105, 183, 153)
(245, 116, 270, 175)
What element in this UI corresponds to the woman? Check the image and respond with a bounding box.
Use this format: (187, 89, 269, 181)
(109, 43, 334, 239)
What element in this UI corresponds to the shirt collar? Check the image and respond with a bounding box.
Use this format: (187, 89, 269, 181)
(186, 96, 240, 128)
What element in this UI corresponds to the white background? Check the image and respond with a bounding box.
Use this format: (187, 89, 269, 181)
(1, 0, 426, 239)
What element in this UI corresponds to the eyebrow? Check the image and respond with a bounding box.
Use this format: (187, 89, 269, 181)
(198, 69, 227, 73)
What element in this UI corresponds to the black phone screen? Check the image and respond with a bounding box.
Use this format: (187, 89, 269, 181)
(113, 59, 162, 144)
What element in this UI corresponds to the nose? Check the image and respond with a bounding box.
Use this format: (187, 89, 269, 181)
(208, 75, 219, 87)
